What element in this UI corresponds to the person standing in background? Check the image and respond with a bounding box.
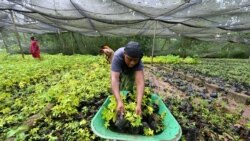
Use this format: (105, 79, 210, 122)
(30, 36, 41, 59)
(100, 45, 114, 64)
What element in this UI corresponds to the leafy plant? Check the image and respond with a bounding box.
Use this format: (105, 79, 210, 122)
(102, 90, 165, 136)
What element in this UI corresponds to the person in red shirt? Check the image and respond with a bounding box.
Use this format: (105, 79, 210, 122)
(30, 36, 40, 59)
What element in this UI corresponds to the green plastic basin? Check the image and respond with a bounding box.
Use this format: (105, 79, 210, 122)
(91, 91, 182, 141)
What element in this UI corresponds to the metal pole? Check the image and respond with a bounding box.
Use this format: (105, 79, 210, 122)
(151, 21, 157, 65)
(10, 10, 24, 58)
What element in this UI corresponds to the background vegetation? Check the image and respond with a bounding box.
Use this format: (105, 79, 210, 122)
(1, 31, 250, 58)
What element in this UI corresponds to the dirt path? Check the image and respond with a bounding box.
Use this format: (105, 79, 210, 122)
(144, 65, 185, 98)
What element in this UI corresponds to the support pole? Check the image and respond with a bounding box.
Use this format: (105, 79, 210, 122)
(151, 21, 157, 65)
(71, 32, 75, 54)
(23, 33, 26, 40)
(57, 30, 65, 54)
(10, 10, 24, 58)
(0, 32, 9, 53)
(72, 32, 81, 53)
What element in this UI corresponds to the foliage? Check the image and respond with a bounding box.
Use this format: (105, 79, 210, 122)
(0, 53, 249, 140)
(165, 96, 244, 140)
(170, 58, 250, 86)
(142, 55, 198, 64)
(102, 89, 165, 136)
(2, 31, 250, 58)
(0, 54, 110, 140)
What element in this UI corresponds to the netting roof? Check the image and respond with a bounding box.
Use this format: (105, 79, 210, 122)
(1, 0, 250, 43)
